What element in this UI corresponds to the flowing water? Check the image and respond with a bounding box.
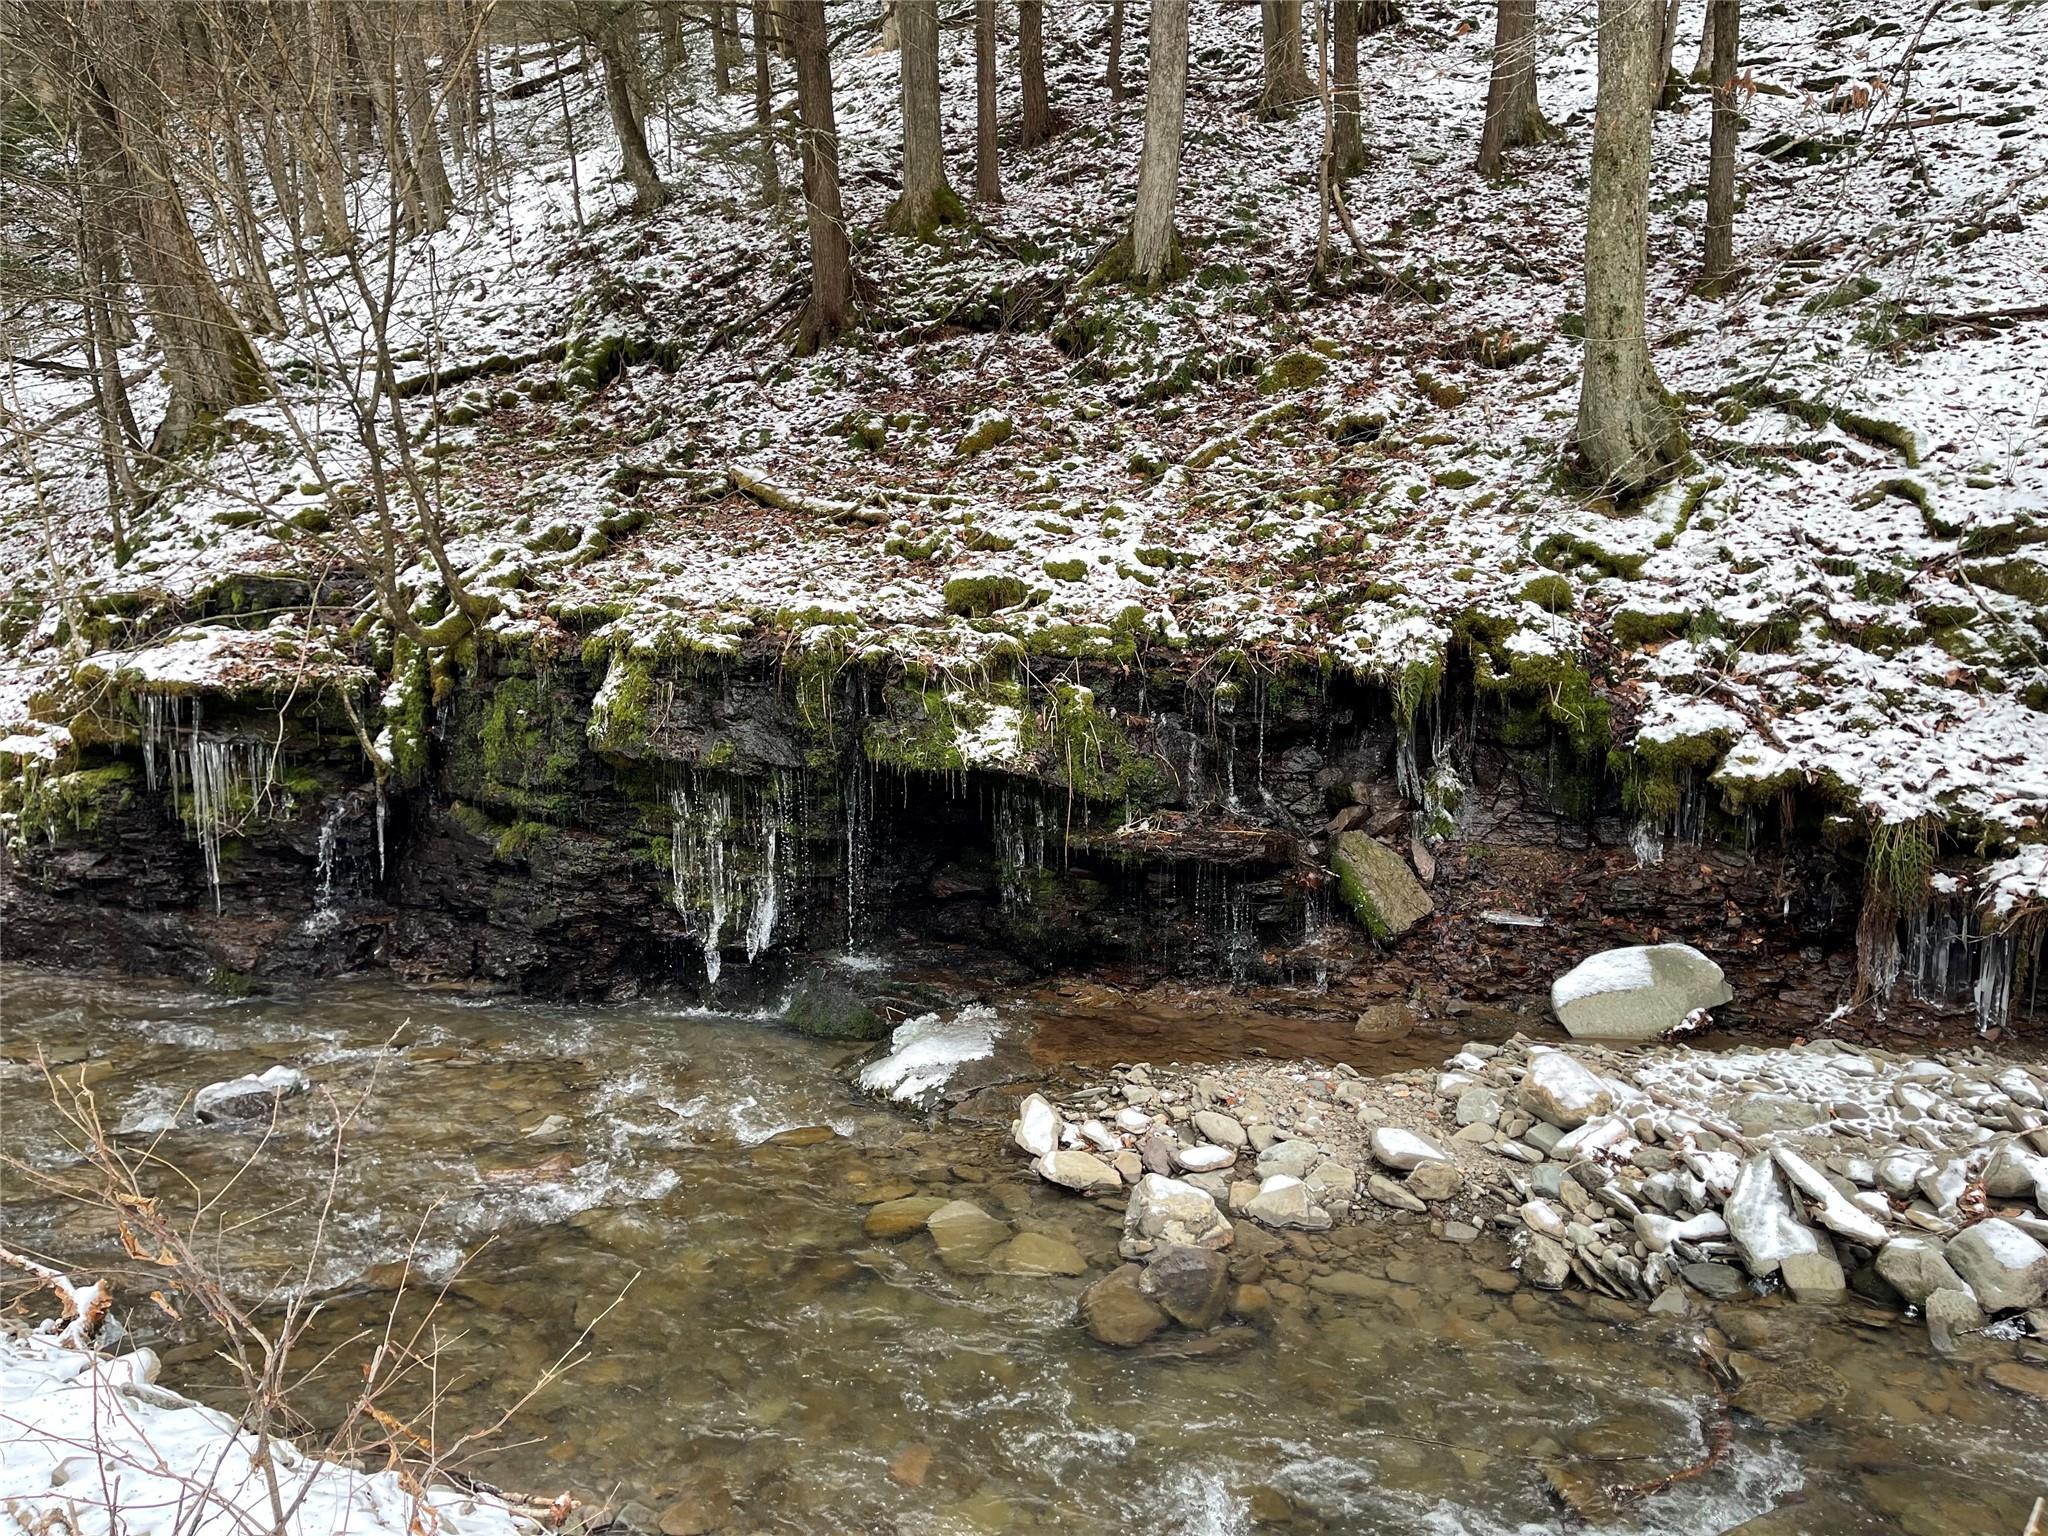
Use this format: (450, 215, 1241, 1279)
(2, 968, 2043, 1534)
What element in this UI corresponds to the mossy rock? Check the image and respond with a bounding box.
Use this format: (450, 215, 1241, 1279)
(954, 413, 1015, 458)
(1257, 351, 1329, 395)
(942, 574, 1030, 618)
(1330, 831, 1433, 940)
(785, 974, 889, 1042)
(1043, 558, 1087, 582)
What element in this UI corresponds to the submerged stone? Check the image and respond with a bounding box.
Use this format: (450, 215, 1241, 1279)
(1549, 943, 1733, 1040)
(784, 974, 889, 1042)
(1080, 1264, 1169, 1347)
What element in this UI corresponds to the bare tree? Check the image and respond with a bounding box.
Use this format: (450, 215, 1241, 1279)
(781, 0, 852, 348)
(582, 2, 667, 212)
(1477, 0, 1556, 180)
(1018, 0, 1051, 147)
(1575, 0, 1686, 493)
(1092, 0, 1188, 287)
(1333, 0, 1364, 178)
(884, 0, 964, 236)
(1258, 1, 1316, 118)
(975, 0, 1002, 204)
(752, 0, 782, 202)
(1702, 0, 1740, 289)
(1107, 0, 1126, 104)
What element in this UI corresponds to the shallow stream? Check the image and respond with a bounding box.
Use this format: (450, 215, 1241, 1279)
(2, 968, 2042, 1534)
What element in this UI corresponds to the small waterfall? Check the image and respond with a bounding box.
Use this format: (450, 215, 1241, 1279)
(1297, 874, 1332, 992)
(1974, 933, 2014, 1035)
(843, 759, 872, 951)
(670, 770, 794, 984)
(995, 783, 1052, 910)
(301, 801, 346, 936)
(1630, 819, 1666, 868)
(138, 694, 277, 913)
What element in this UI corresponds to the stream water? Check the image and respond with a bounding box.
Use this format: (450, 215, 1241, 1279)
(2, 967, 2043, 1534)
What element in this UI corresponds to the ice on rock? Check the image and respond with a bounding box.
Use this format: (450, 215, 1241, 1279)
(193, 1065, 308, 1123)
(857, 1007, 997, 1107)
(1723, 1153, 1824, 1276)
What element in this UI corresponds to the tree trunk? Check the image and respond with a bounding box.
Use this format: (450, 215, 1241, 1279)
(1258, 1, 1315, 117)
(884, 0, 963, 236)
(1108, 0, 1126, 104)
(1575, 0, 1685, 494)
(1128, 0, 1188, 285)
(595, 10, 667, 212)
(974, 0, 1002, 203)
(752, 0, 781, 200)
(1702, 0, 1740, 289)
(661, 5, 685, 71)
(710, 2, 735, 91)
(399, 33, 454, 231)
(222, 124, 288, 333)
(1477, 0, 1554, 179)
(1691, 3, 1714, 80)
(1333, 0, 1363, 177)
(303, 0, 353, 251)
(1654, 0, 1684, 106)
(1359, 0, 1401, 33)
(781, 0, 852, 349)
(1019, 0, 1051, 146)
(77, 10, 266, 456)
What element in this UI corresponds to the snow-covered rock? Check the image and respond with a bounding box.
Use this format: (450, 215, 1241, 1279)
(1550, 944, 1732, 1040)
(1515, 1050, 1614, 1129)
(1120, 1174, 1232, 1259)
(1368, 1126, 1449, 1170)
(857, 1007, 998, 1107)
(1011, 1093, 1062, 1157)
(193, 1065, 307, 1123)
(1723, 1153, 1823, 1276)
(1944, 1219, 2048, 1312)
(1772, 1148, 1890, 1247)
(1243, 1174, 1332, 1232)
(1172, 1143, 1236, 1174)
(1035, 1149, 1121, 1195)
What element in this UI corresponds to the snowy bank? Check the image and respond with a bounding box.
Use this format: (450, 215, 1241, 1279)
(0, 1332, 544, 1536)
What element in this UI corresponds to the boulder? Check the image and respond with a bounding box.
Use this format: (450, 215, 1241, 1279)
(1982, 1140, 2048, 1201)
(1011, 1094, 1063, 1158)
(194, 1065, 308, 1123)
(1139, 1244, 1232, 1329)
(1368, 1126, 1450, 1170)
(784, 974, 889, 1041)
(1081, 1265, 1169, 1347)
(1330, 832, 1433, 939)
(862, 1195, 949, 1240)
(1516, 1051, 1614, 1130)
(1723, 1153, 1823, 1277)
(1944, 1219, 2048, 1312)
(927, 1200, 1010, 1270)
(1035, 1149, 1121, 1195)
(1924, 1286, 1983, 1353)
(1173, 1143, 1237, 1174)
(1121, 1174, 1233, 1259)
(1874, 1236, 1968, 1306)
(1549, 943, 1732, 1040)
(1244, 1174, 1333, 1231)
(1524, 1234, 1571, 1289)
(1304, 1159, 1358, 1203)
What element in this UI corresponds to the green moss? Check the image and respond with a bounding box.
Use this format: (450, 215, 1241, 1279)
(960, 526, 1017, 553)
(1866, 816, 1936, 908)
(1518, 574, 1575, 613)
(864, 686, 970, 774)
(1613, 604, 1689, 649)
(1434, 467, 1481, 490)
(587, 652, 658, 757)
(5, 761, 138, 845)
(1043, 558, 1087, 582)
(955, 413, 1015, 457)
(1257, 350, 1330, 394)
(942, 575, 1029, 618)
(1025, 682, 1170, 805)
(1533, 532, 1648, 580)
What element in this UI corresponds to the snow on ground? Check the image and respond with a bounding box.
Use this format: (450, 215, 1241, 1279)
(0, 1331, 544, 1536)
(2, 1, 2043, 878)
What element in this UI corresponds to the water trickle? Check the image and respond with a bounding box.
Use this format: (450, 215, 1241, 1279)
(843, 759, 872, 951)
(995, 783, 1052, 909)
(1630, 819, 1667, 868)
(140, 695, 276, 913)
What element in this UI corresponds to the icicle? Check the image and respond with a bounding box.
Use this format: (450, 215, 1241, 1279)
(185, 735, 271, 914)
(1974, 933, 2014, 1035)
(671, 770, 794, 983)
(374, 782, 387, 880)
(1630, 819, 1666, 868)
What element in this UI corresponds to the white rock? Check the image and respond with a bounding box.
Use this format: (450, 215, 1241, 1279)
(1517, 1050, 1614, 1129)
(1244, 1174, 1332, 1232)
(1034, 1149, 1121, 1195)
(1773, 1148, 1890, 1247)
(1550, 1115, 1631, 1162)
(1010, 1093, 1063, 1158)
(193, 1065, 308, 1122)
(1119, 1173, 1233, 1259)
(1369, 1126, 1450, 1170)
(1723, 1152, 1822, 1276)
(1173, 1143, 1236, 1174)
(1550, 943, 1732, 1040)
(1520, 1200, 1566, 1239)
(1943, 1219, 2048, 1312)
(1634, 1210, 1728, 1253)
(1113, 1107, 1153, 1134)
(1077, 1118, 1121, 1154)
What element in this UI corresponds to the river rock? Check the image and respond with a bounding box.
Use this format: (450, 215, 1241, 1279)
(1455, 1086, 1504, 1127)
(1121, 1174, 1233, 1259)
(1192, 1110, 1248, 1148)
(1366, 1174, 1427, 1213)
(1924, 1286, 1983, 1352)
(1304, 1159, 1358, 1203)
(1256, 1139, 1323, 1179)
(1943, 1219, 2048, 1312)
(1406, 1161, 1461, 1202)
(1874, 1236, 1968, 1305)
(1369, 1126, 1449, 1170)
(863, 1195, 948, 1239)
(1986, 1362, 2048, 1401)
(1516, 1051, 1614, 1130)
(988, 1231, 1088, 1277)
(1081, 1265, 1169, 1347)
(1772, 1147, 1889, 1247)
(194, 1065, 308, 1123)
(1173, 1143, 1237, 1174)
(1113, 1107, 1153, 1134)
(1010, 1094, 1062, 1157)
(1524, 1234, 1571, 1288)
(1982, 1139, 2048, 1201)
(1137, 1126, 1179, 1176)
(1549, 943, 1732, 1040)
(1331, 831, 1433, 939)
(927, 1200, 1010, 1270)
(1139, 1243, 1232, 1329)
(1244, 1174, 1333, 1231)
(1634, 1210, 1728, 1252)
(1724, 1152, 1823, 1277)
(1779, 1249, 1848, 1304)
(784, 974, 888, 1041)
(1035, 1149, 1121, 1195)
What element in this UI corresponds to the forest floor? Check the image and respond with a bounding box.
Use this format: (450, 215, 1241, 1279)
(2, 0, 2044, 894)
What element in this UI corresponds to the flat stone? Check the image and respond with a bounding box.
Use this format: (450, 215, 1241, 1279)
(1136, 1126, 1179, 1176)
(1331, 831, 1433, 939)
(1192, 1110, 1248, 1148)
(1245, 1174, 1333, 1231)
(1406, 1161, 1461, 1202)
(1441, 1220, 1481, 1243)
(1550, 942, 1732, 1040)
(1366, 1174, 1427, 1213)
(1081, 1264, 1169, 1347)
(1773, 1147, 1889, 1247)
(1681, 1262, 1749, 1300)
(1724, 1153, 1823, 1277)
(1779, 1249, 1848, 1304)
(1524, 1234, 1571, 1289)
(1173, 1143, 1237, 1174)
(1516, 1050, 1614, 1130)
(927, 1200, 1011, 1271)
(1455, 1086, 1504, 1127)
(862, 1195, 949, 1240)
(1035, 1148, 1121, 1195)
(1985, 1362, 2048, 1401)
(1369, 1126, 1450, 1170)
(988, 1232, 1088, 1276)
(1256, 1139, 1324, 1179)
